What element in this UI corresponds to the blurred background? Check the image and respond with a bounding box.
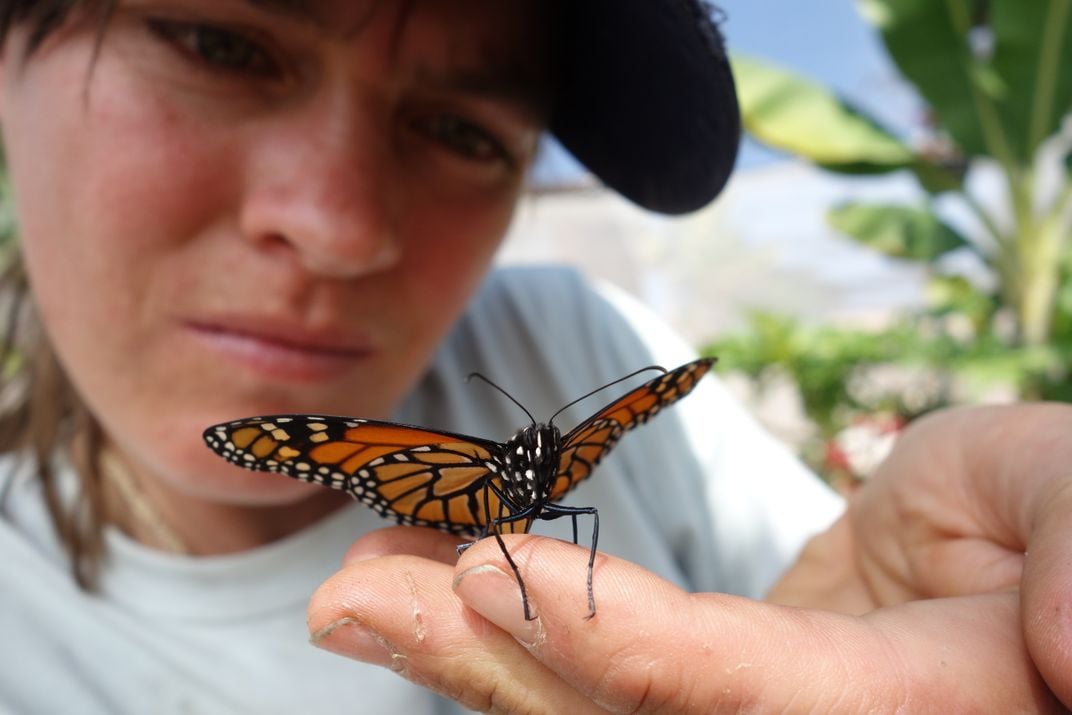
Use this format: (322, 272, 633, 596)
(502, 0, 1072, 492)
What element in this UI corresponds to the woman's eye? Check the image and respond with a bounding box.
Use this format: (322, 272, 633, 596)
(415, 114, 513, 166)
(147, 19, 279, 78)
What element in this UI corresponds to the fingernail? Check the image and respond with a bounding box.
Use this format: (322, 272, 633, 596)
(310, 616, 396, 668)
(453, 564, 541, 646)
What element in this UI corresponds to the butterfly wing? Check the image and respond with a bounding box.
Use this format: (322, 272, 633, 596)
(203, 415, 509, 536)
(549, 357, 717, 500)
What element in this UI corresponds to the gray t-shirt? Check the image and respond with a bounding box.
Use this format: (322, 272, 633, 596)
(0, 267, 843, 714)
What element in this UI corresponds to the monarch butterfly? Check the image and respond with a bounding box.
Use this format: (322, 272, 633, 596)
(203, 356, 715, 619)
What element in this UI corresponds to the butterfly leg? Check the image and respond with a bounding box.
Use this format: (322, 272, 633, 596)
(491, 527, 536, 620)
(457, 479, 522, 555)
(475, 483, 541, 621)
(539, 503, 600, 619)
(456, 525, 493, 556)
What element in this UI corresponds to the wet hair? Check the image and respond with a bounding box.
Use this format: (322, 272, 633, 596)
(0, 1, 129, 589)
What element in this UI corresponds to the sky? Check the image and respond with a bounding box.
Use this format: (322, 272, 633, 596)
(533, 0, 922, 182)
(718, 0, 920, 167)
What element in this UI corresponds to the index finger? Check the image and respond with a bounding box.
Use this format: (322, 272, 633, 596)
(341, 525, 463, 566)
(307, 550, 606, 714)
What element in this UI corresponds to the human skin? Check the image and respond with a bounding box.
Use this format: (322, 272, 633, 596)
(310, 404, 1072, 712)
(0, 0, 548, 551)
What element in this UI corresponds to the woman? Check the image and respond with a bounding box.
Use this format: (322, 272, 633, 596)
(0, 1, 1068, 712)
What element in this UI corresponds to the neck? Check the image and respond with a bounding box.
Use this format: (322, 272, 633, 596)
(101, 447, 351, 555)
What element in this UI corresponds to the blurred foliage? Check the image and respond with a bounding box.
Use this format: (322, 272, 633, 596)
(704, 311, 1066, 438)
(732, 0, 1072, 364)
(703, 308, 1069, 483)
(717, 2, 1072, 480)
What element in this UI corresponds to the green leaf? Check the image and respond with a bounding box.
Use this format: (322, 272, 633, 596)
(828, 202, 969, 260)
(732, 55, 915, 171)
(859, 0, 1072, 165)
(991, 0, 1072, 164)
(857, 0, 987, 157)
(925, 274, 996, 331)
(909, 158, 966, 195)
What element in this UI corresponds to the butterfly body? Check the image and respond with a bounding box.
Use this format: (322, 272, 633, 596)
(496, 423, 562, 523)
(203, 356, 717, 618)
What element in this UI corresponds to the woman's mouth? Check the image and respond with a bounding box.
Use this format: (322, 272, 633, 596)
(185, 317, 377, 382)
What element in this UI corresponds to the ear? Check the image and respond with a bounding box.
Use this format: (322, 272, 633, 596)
(0, 26, 33, 121)
(0, 34, 20, 121)
(0, 42, 9, 119)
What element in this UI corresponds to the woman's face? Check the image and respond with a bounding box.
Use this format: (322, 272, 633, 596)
(0, 0, 549, 505)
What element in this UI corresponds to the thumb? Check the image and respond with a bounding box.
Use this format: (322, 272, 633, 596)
(453, 536, 1059, 713)
(1022, 478, 1072, 708)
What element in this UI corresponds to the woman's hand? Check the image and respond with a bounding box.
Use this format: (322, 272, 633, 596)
(771, 403, 1072, 706)
(307, 403, 1072, 712)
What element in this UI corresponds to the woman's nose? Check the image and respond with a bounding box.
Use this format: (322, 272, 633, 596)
(238, 98, 401, 279)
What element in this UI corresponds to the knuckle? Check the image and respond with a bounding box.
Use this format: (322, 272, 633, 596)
(400, 651, 530, 714)
(588, 639, 678, 713)
(452, 669, 552, 715)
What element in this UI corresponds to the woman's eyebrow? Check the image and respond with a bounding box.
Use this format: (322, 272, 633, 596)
(239, 1, 550, 121)
(415, 67, 549, 120)
(245, 0, 326, 28)
(243, 0, 384, 37)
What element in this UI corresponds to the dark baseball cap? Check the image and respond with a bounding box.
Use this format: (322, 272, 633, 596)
(550, 0, 740, 215)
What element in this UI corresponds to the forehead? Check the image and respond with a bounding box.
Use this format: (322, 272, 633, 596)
(250, 0, 553, 103)
(247, 0, 551, 58)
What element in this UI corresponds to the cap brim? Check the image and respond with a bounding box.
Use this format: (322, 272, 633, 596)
(550, 0, 740, 215)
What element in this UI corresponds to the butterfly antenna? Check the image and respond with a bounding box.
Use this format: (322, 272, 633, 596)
(466, 372, 537, 424)
(548, 364, 667, 425)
